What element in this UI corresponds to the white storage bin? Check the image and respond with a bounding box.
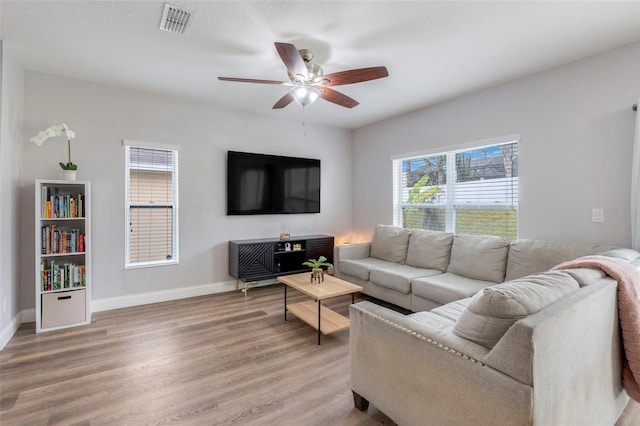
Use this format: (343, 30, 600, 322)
(41, 289, 86, 329)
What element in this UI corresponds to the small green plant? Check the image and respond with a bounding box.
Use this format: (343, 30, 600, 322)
(302, 255, 333, 269)
(59, 160, 78, 171)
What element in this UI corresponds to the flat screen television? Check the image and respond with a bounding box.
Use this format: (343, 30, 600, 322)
(227, 151, 321, 215)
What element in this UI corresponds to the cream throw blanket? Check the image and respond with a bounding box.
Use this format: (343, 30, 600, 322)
(553, 255, 640, 402)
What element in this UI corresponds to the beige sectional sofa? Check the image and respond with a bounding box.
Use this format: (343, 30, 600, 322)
(335, 225, 639, 425)
(335, 224, 617, 312)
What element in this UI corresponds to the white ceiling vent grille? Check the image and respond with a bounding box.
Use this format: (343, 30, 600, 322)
(159, 4, 191, 34)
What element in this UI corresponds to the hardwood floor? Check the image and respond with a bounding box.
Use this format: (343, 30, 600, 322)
(1, 285, 393, 425)
(1, 284, 638, 425)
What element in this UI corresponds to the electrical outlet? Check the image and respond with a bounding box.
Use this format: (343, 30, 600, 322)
(592, 208, 604, 223)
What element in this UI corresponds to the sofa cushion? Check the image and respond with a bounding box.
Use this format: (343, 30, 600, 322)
(505, 239, 615, 281)
(412, 273, 494, 306)
(429, 297, 473, 322)
(446, 234, 510, 283)
(407, 310, 455, 330)
(405, 229, 454, 271)
(406, 300, 492, 361)
(370, 264, 441, 294)
(562, 268, 608, 287)
(370, 224, 412, 263)
(339, 258, 393, 281)
(599, 248, 640, 263)
(452, 271, 579, 348)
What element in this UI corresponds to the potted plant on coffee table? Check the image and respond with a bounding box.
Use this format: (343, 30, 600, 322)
(303, 255, 333, 283)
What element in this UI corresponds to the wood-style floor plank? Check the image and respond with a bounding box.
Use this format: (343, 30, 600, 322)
(1, 284, 638, 425)
(0, 285, 393, 426)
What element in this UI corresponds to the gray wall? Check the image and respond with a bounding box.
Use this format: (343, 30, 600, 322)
(0, 41, 25, 348)
(20, 72, 352, 310)
(351, 42, 640, 246)
(8, 40, 640, 328)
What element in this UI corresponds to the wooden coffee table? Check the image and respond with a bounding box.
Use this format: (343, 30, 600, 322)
(278, 272, 363, 345)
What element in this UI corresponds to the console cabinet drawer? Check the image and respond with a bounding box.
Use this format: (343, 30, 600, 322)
(41, 289, 86, 328)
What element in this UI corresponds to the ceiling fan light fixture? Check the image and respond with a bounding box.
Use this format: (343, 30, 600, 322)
(218, 41, 389, 110)
(290, 86, 321, 108)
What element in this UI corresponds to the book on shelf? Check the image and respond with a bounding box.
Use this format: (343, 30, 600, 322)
(40, 259, 86, 291)
(41, 225, 85, 255)
(40, 185, 85, 218)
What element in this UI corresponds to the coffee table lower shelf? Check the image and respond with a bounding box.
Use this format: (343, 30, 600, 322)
(287, 300, 350, 335)
(279, 272, 362, 344)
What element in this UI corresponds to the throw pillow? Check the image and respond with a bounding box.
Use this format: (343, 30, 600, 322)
(370, 224, 412, 264)
(452, 271, 579, 348)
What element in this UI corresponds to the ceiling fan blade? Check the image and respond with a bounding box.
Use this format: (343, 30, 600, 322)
(319, 87, 359, 108)
(273, 93, 295, 109)
(274, 42, 308, 81)
(218, 77, 286, 85)
(322, 66, 389, 86)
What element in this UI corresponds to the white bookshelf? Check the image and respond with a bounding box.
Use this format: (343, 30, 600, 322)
(35, 179, 92, 333)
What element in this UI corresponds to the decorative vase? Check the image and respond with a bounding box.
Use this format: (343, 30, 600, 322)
(63, 169, 77, 181)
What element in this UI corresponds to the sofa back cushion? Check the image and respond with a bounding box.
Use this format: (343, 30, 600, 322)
(505, 239, 616, 281)
(370, 224, 412, 263)
(405, 229, 454, 271)
(599, 248, 640, 263)
(446, 234, 510, 283)
(452, 271, 579, 348)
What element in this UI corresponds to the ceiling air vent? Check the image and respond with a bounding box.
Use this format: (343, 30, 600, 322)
(159, 4, 191, 34)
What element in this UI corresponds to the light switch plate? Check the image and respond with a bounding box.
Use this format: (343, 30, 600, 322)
(592, 208, 604, 223)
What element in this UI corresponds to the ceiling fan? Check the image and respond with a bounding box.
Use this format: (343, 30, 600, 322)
(218, 42, 389, 109)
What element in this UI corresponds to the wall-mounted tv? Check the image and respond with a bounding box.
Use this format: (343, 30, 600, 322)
(227, 151, 321, 215)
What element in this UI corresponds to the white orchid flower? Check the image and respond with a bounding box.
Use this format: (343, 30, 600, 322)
(46, 126, 61, 137)
(30, 124, 75, 145)
(30, 135, 44, 146)
(29, 123, 78, 170)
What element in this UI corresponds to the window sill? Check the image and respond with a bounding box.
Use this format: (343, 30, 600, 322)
(125, 259, 179, 270)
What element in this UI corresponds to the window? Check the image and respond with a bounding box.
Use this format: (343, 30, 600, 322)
(124, 141, 179, 268)
(393, 137, 518, 239)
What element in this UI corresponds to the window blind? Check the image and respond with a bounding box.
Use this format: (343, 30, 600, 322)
(125, 145, 179, 267)
(393, 140, 518, 239)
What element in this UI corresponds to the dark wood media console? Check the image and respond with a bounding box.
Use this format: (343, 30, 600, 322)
(228, 234, 334, 293)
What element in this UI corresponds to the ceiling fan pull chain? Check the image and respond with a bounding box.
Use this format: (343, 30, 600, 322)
(303, 109, 308, 138)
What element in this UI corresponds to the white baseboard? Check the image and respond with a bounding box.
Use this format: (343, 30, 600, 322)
(91, 280, 239, 312)
(22, 308, 35, 323)
(1, 311, 24, 351)
(3, 279, 272, 350)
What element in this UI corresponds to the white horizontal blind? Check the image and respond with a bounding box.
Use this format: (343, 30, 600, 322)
(393, 140, 518, 239)
(125, 145, 179, 268)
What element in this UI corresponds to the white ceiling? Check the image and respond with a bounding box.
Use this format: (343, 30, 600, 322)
(1, 1, 639, 129)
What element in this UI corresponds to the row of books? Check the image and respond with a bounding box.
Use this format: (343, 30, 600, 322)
(40, 260, 86, 291)
(41, 225, 85, 255)
(41, 185, 85, 218)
